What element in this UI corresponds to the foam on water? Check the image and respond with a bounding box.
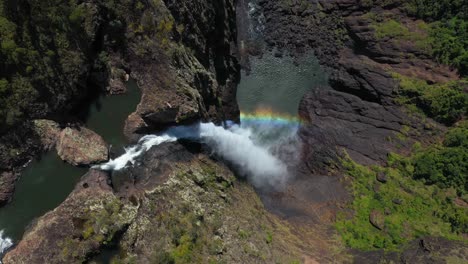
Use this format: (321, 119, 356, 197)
(95, 115, 298, 189)
(96, 134, 177, 171)
(0, 230, 13, 263)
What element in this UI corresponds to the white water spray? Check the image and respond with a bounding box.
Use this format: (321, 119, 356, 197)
(0, 230, 13, 263)
(97, 134, 177, 171)
(95, 122, 295, 189)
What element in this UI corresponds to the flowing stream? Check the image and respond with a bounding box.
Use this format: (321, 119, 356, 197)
(0, 81, 141, 256)
(1, 3, 328, 261)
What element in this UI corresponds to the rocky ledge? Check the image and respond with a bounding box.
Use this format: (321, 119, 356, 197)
(0, 0, 240, 205)
(255, 0, 452, 171)
(4, 142, 345, 263)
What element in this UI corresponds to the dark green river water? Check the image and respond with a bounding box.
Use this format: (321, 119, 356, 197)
(0, 80, 141, 242)
(1, 49, 327, 263)
(237, 52, 328, 116)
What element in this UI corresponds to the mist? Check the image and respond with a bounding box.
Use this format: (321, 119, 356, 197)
(0, 230, 13, 263)
(95, 121, 300, 190)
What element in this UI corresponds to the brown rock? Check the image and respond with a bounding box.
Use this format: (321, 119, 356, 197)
(0, 171, 16, 205)
(123, 112, 148, 143)
(107, 78, 127, 95)
(107, 67, 127, 95)
(3, 170, 137, 264)
(33, 119, 62, 151)
(56, 127, 108, 166)
(376, 172, 387, 183)
(369, 209, 385, 230)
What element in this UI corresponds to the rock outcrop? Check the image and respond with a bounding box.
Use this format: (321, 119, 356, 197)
(3, 170, 138, 264)
(56, 127, 108, 166)
(32, 120, 62, 151)
(256, 0, 448, 171)
(0, 171, 16, 206)
(0, 0, 241, 203)
(4, 142, 344, 263)
(123, 0, 240, 138)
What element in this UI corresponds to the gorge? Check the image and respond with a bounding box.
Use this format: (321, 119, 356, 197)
(0, 0, 467, 263)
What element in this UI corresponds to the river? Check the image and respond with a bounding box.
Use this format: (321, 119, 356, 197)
(0, 80, 141, 243)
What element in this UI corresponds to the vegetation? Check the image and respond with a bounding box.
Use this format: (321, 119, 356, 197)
(364, 0, 468, 76)
(393, 74, 467, 125)
(0, 1, 88, 127)
(405, 0, 468, 21)
(413, 122, 468, 195)
(429, 18, 468, 76)
(336, 132, 467, 250)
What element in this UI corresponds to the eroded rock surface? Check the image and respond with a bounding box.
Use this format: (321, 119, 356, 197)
(122, 0, 240, 138)
(32, 120, 62, 151)
(0, 171, 16, 206)
(4, 143, 344, 263)
(3, 170, 137, 264)
(56, 127, 108, 166)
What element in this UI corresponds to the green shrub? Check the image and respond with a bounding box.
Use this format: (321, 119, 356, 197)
(430, 18, 468, 76)
(413, 125, 468, 194)
(336, 151, 466, 251)
(405, 0, 467, 21)
(394, 74, 468, 124)
(413, 147, 467, 193)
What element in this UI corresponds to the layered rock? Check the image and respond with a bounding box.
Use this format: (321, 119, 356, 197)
(4, 142, 345, 263)
(121, 0, 240, 138)
(0, 0, 241, 204)
(3, 170, 138, 264)
(56, 127, 108, 166)
(248, 0, 465, 261)
(256, 0, 449, 171)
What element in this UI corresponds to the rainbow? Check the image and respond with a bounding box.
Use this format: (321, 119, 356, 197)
(240, 107, 305, 127)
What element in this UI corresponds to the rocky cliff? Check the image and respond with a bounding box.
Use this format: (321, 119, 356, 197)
(251, 0, 467, 262)
(0, 0, 240, 205)
(1, 0, 467, 263)
(4, 142, 349, 263)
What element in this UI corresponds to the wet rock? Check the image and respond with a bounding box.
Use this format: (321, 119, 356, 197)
(376, 172, 387, 183)
(33, 119, 61, 151)
(56, 127, 108, 166)
(0, 171, 16, 205)
(3, 170, 138, 264)
(123, 112, 148, 143)
(107, 67, 128, 95)
(369, 209, 384, 230)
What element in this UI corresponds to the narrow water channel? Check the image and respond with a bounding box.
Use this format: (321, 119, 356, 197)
(0, 80, 141, 242)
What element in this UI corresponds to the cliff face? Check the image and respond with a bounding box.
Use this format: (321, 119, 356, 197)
(252, 0, 467, 261)
(0, 0, 240, 205)
(4, 142, 344, 263)
(255, 0, 458, 171)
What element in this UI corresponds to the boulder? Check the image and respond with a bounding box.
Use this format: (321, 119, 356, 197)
(56, 127, 108, 166)
(107, 67, 128, 95)
(376, 172, 387, 183)
(0, 171, 16, 205)
(33, 119, 61, 151)
(369, 209, 385, 230)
